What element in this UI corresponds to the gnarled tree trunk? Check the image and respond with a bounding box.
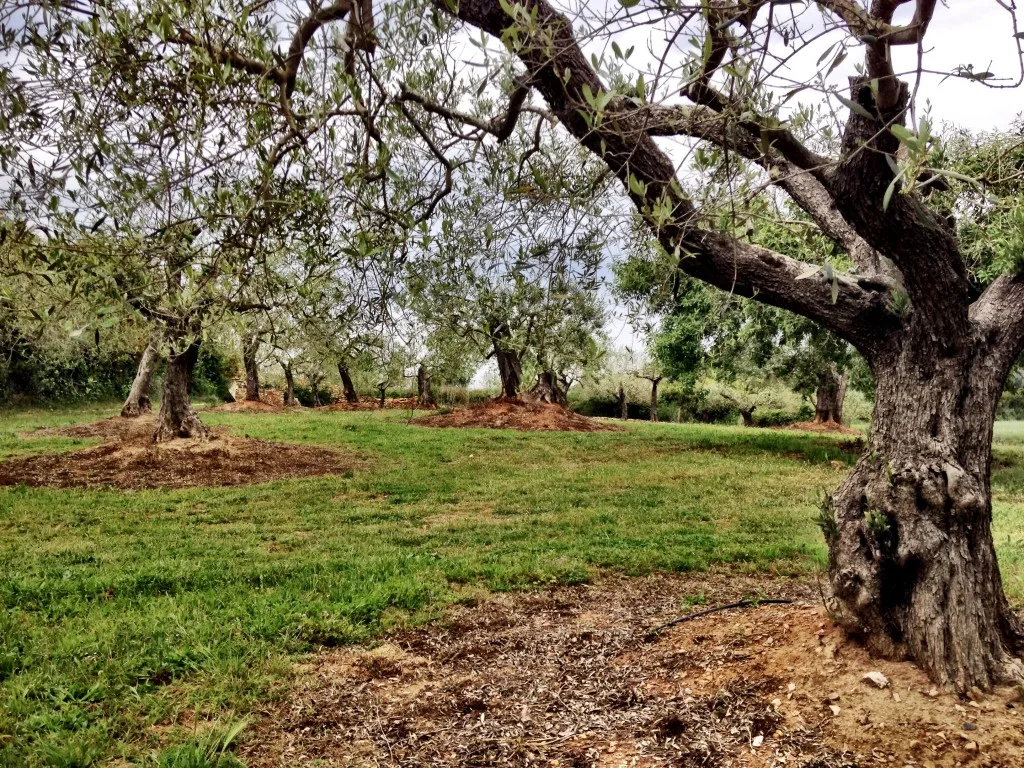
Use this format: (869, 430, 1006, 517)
(121, 343, 159, 418)
(616, 383, 627, 420)
(337, 361, 358, 403)
(282, 362, 298, 406)
(242, 335, 261, 401)
(416, 364, 435, 407)
(153, 339, 208, 442)
(814, 368, 847, 424)
(827, 337, 1024, 691)
(526, 370, 567, 405)
(646, 377, 662, 423)
(309, 373, 325, 406)
(494, 346, 522, 399)
(739, 405, 756, 428)
(377, 381, 387, 409)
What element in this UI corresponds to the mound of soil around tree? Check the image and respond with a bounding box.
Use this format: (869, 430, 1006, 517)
(785, 420, 863, 436)
(411, 399, 620, 432)
(1, 414, 357, 490)
(207, 399, 293, 413)
(241, 573, 1024, 768)
(320, 396, 432, 412)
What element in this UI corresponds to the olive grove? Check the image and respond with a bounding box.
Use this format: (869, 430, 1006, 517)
(4, 0, 1024, 690)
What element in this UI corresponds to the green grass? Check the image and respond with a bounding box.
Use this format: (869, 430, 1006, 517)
(1, 404, 1022, 766)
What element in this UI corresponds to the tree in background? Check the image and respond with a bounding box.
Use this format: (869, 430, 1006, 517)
(408, 129, 611, 403)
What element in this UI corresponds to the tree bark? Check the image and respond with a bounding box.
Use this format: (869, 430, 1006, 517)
(243, 335, 260, 402)
(526, 370, 567, 405)
(616, 383, 627, 420)
(153, 339, 208, 442)
(377, 381, 387, 408)
(647, 377, 662, 423)
(739, 405, 756, 428)
(282, 362, 298, 406)
(121, 344, 159, 418)
(814, 368, 847, 424)
(337, 361, 358, 403)
(494, 346, 522, 399)
(827, 338, 1024, 691)
(309, 373, 324, 407)
(416, 364, 435, 407)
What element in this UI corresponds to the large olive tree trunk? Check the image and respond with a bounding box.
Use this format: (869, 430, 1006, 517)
(153, 339, 208, 442)
(121, 344, 159, 418)
(828, 338, 1024, 691)
(282, 362, 298, 406)
(337, 361, 358, 403)
(526, 370, 567, 405)
(416, 364, 435, 407)
(616, 383, 627, 420)
(242, 335, 261, 401)
(494, 346, 522, 399)
(813, 368, 848, 424)
(644, 376, 662, 423)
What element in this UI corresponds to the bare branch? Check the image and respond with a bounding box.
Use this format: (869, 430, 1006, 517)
(398, 82, 549, 143)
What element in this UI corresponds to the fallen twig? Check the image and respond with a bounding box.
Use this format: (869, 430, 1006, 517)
(645, 598, 793, 639)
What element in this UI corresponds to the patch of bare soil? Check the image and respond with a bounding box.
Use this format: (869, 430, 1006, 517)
(241, 573, 1024, 767)
(1, 414, 357, 490)
(319, 397, 433, 412)
(411, 398, 621, 433)
(786, 420, 863, 436)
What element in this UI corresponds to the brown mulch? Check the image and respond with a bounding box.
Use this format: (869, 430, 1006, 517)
(0, 414, 358, 490)
(241, 573, 1024, 768)
(786, 420, 863, 436)
(207, 399, 294, 413)
(319, 397, 434, 412)
(411, 399, 621, 433)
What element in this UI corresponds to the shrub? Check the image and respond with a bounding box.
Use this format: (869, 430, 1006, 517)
(190, 345, 235, 403)
(751, 405, 813, 428)
(0, 336, 139, 404)
(998, 389, 1024, 420)
(293, 385, 337, 407)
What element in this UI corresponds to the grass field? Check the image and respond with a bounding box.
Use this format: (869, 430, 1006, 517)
(1, 405, 1023, 766)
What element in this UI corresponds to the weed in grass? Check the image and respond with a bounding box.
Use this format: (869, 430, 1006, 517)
(145, 720, 247, 768)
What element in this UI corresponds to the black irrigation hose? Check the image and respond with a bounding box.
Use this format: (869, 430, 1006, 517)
(645, 598, 794, 640)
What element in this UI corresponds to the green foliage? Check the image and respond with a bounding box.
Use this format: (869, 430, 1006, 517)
(751, 406, 814, 428)
(190, 345, 236, 403)
(933, 121, 1024, 287)
(815, 494, 839, 546)
(292, 385, 337, 408)
(0, 336, 139, 404)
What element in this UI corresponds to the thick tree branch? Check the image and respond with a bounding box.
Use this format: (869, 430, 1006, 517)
(438, 0, 897, 353)
(607, 103, 884, 275)
(831, 77, 970, 340)
(972, 272, 1024, 379)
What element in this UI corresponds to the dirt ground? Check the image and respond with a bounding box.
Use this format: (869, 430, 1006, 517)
(207, 399, 296, 414)
(411, 399, 621, 433)
(0, 414, 358, 490)
(320, 396, 432, 412)
(786, 421, 863, 436)
(241, 573, 1024, 768)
